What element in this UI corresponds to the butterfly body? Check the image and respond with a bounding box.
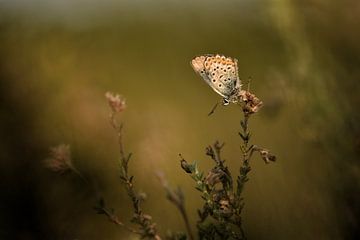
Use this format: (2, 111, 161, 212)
(191, 54, 241, 104)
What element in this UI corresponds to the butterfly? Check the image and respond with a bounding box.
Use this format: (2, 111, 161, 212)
(191, 54, 242, 105)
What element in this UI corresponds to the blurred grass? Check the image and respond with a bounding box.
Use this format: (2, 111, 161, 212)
(0, 0, 359, 239)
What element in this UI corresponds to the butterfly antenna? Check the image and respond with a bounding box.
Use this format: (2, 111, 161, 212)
(247, 76, 252, 92)
(208, 101, 220, 116)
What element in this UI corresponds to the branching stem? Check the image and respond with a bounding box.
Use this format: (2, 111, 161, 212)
(101, 207, 141, 234)
(109, 112, 162, 240)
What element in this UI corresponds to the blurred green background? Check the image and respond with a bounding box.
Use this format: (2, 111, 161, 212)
(0, 0, 359, 239)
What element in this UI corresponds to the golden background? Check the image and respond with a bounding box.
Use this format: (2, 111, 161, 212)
(0, 0, 359, 239)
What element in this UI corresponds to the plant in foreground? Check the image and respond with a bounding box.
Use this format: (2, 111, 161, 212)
(45, 89, 276, 240)
(178, 89, 275, 239)
(96, 92, 161, 239)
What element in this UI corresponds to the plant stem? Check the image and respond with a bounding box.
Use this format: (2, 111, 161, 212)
(238, 113, 251, 240)
(179, 205, 194, 240)
(101, 207, 141, 235)
(110, 112, 161, 240)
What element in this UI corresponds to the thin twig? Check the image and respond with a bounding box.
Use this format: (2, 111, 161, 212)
(237, 112, 251, 240)
(101, 207, 141, 235)
(156, 172, 194, 240)
(180, 207, 194, 240)
(110, 112, 161, 240)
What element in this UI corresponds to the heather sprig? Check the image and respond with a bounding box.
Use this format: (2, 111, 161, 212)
(44, 144, 86, 182)
(103, 92, 161, 240)
(157, 171, 194, 240)
(179, 90, 276, 240)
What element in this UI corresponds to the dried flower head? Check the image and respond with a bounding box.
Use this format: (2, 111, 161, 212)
(219, 199, 232, 216)
(180, 159, 193, 174)
(258, 148, 276, 164)
(44, 144, 73, 174)
(205, 169, 224, 186)
(239, 90, 263, 114)
(137, 191, 147, 202)
(105, 92, 126, 113)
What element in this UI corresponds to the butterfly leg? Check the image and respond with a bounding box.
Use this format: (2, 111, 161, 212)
(208, 102, 220, 116)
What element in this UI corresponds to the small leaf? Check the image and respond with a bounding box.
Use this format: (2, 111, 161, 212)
(195, 185, 203, 192)
(126, 153, 132, 163)
(180, 159, 193, 173)
(98, 197, 105, 208)
(199, 171, 204, 180)
(239, 132, 250, 141)
(129, 175, 134, 183)
(121, 167, 127, 178)
(93, 206, 105, 214)
(240, 120, 246, 129)
(197, 209, 203, 218)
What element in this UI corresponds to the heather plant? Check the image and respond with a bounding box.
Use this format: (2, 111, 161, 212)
(175, 89, 275, 240)
(45, 72, 276, 240)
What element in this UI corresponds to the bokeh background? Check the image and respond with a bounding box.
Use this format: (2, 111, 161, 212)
(0, 0, 359, 239)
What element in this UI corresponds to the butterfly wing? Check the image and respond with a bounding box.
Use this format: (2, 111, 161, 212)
(191, 55, 212, 85)
(191, 54, 240, 99)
